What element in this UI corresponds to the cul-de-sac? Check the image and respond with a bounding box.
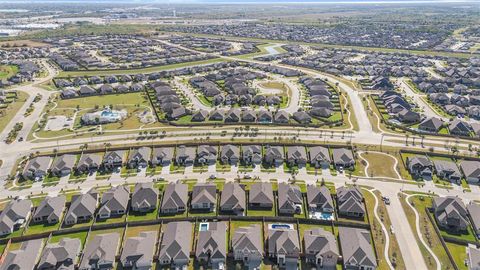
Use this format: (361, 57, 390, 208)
(0, 1, 480, 269)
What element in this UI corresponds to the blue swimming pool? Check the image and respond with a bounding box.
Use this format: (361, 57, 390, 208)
(310, 211, 334, 220)
(270, 224, 294, 230)
(199, 222, 209, 231)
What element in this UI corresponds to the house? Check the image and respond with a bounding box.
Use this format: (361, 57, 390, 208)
(37, 238, 81, 270)
(0, 199, 32, 236)
(397, 109, 421, 123)
(418, 117, 443, 133)
(220, 182, 245, 215)
(293, 111, 312, 124)
(120, 231, 157, 269)
(433, 196, 468, 232)
(336, 186, 365, 218)
(192, 110, 209, 122)
(232, 224, 263, 270)
(467, 244, 480, 270)
(286, 146, 307, 166)
(161, 183, 188, 214)
(197, 145, 218, 165)
(220, 144, 240, 165)
(406, 156, 433, 179)
(0, 239, 43, 270)
(195, 222, 227, 269)
(76, 153, 102, 174)
(274, 110, 290, 123)
(22, 156, 52, 180)
(278, 183, 303, 215)
(158, 222, 192, 268)
(64, 189, 98, 225)
(98, 185, 129, 219)
(32, 195, 66, 224)
(460, 161, 480, 183)
(243, 145, 262, 165)
(102, 150, 125, 171)
(309, 146, 331, 169)
(225, 108, 241, 122)
(449, 119, 472, 136)
(264, 145, 284, 166)
(304, 228, 339, 269)
(258, 110, 273, 123)
(128, 147, 152, 168)
(249, 182, 274, 209)
(151, 147, 174, 167)
(267, 225, 300, 269)
(307, 185, 334, 213)
(51, 154, 76, 176)
(339, 227, 377, 270)
(131, 182, 158, 213)
(79, 233, 120, 270)
(467, 203, 480, 237)
(191, 183, 216, 211)
(433, 159, 462, 183)
(209, 109, 225, 121)
(176, 146, 196, 166)
(332, 148, 355, 169)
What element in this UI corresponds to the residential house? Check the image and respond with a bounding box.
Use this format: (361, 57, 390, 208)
(76, 153, 102, 174)
(449, 119, 472, 136)
(176, 146, 196, 166)
(267, 226, 300, 269)
(120, 231, 157, 270)
(264, 145, 284, 167)
(98, 185, 130, 219)
(336, 186, 365, 218)
(278, 183, 303, 215)
(32, 195, 66, 224)
(151, 147, 174, 167)
(22, 156, 52, 180)
(243, 145, 262, 165)
(220, 144, 240, 165)
(64, 189, 98, 225)
(249, 182, 274, 209)
(467, 202, 480, 237)
(286, 146, 307, 166)
(195, 222, 227, 269)
(304, 228, 339, 269)
(0, 199, 32, 236)
(191, 183, 216, 212)
(128, 147, 152, 168)
(407, 156, 434, 179)
(51, 154, 77, 176)
(309, 146, 331, 169)
(467, 244, 480, 270)
(433, 196, 468, 232)
(220, 182, 245, 215)
(339, 227, 377, 270)
(79, 233, 120, 270)
(232, 224, 263, 270)
(0, 239, 43, 270)
(433, 159, 462, 183)
(161, 183, 188, 214)
(460, 161, 480, 183)
(332, 148, 355, 169)
(158, 222, 192, 268)
(418, 117, 443, 133)
(37, 238, 81, 270)
(197, 145, 218, 165)
(306, 185, 334, 213)
(131, 182, 158, 213)
(102, 150, 125, 171)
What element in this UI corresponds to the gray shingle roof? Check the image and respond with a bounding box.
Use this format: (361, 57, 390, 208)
(131, 182, 159, 211)
(32, 195, 66, 222)
(0, 239, 43, 270)
(120, 231, 157, 269)
(158, 222, 192, 265)
(249, 182, 274, 206)
(191, 183, 216, 205)
(79, 233, 120, 270)
(339, 227, 377, 268)
(220, 182, 245, 212)
(161, 183, 188, 211)
(98, 185, 130, 216)
(195, 222, 227, 262)
(38, 238, 81, 270)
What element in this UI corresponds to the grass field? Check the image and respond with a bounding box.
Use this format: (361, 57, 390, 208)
(362, 152, 400, 179)
(446, 242, 468, 270)
(0, 91, 29, 134)
(0, 65, 18, 80)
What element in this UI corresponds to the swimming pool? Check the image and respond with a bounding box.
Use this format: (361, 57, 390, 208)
(269, 224, 294, 230)
(199, 222, 209, 231)
(310, 212, 334, 221)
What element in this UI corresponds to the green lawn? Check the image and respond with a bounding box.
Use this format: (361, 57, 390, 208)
(446, 242, 468, 270)
(125, 224, 161, 238)
(0, 91, 29, 134)
(128, 208, 159, 222)
(25, 221, 61, 235)
(0, 65, 18, 80)
(49, 231, 88, 247)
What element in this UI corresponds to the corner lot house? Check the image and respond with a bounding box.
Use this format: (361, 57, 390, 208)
(22, 156, 52, 180)
(232, 224, 263, 269)
(131, 182, 159, 213)
(120, 231, 157, 269)
(37, 238, 81, 270)
(267, 225, 300, 269)
(0, 239, 43, 270)
(191, 183, 217, 212)
(98, 185, 130, 219)
(32, 195, 66, 224)
(0, 199, 32, 236)
(332, 148, 354, 169)
(339, 227, 377, 270)
(64, 189, 98, 225)
(336, 186, 365, 218)
(460, 160, 480, 183)
(158, 222, 192, 268)
(304, 228, 339, 269)
(249, 182, 274, 209)
(433, 196, 468, 232)
(406, 156, 433, 179)
(161, 183, 188, 214)
(79, 233, 120, 270)
(220, 182, 245, 215)
(195, 222, 227, 269)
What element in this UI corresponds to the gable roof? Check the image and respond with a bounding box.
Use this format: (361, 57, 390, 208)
(304, 228, 339, 258)
(159, 222, 192, 264)
(339, 227, 377, 268)
(195, 222, 227, 261)
(33, 195, 66, 221)
(80, 233, 120, 269)
(120, 231, 157, 268)
(132, 182, 159, 210)
(232, 224, 262, 256)
(162, 183, 188, 210)
(99, 185, 130, 215)
(278, 183, 302, 211)
(38, 238, 81, 269)
(220, 182, 245, 211)
(249, 182, 274, 205)
(191, 183, 216, 205)
(307, 185, 333, 209)
(0, 239, 43, 270)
